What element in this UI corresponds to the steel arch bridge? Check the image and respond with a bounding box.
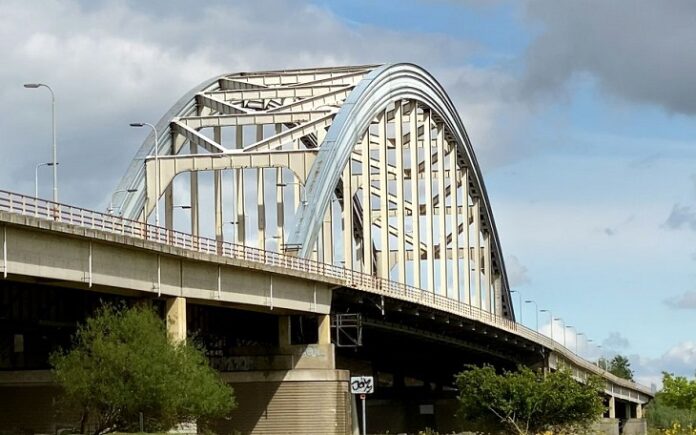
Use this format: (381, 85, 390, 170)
(113, 64, 515, 320)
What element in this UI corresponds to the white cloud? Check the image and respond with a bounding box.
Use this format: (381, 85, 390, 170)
(631, 341, 696, 389)
(505, 255, 531, 287)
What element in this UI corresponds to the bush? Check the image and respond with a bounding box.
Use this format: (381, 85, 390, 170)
(50, 303, 236, 434)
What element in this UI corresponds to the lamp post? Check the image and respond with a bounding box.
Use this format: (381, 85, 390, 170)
(277, 182, 307, 205)
(24, 83, 58, 203)
(524, 300, 538, 331)
(130, 122, 160, 226)
(554, 317, 565, 347)
(577, 332, 585, 357)
(540, 309, 552, 340)
(108, 188, 138, 214)
(510, 290, 522, 325)
(35, 162, 57, 199)
(566, 325, 576, 353)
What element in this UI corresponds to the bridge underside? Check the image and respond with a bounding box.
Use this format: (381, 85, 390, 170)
(0, 280, 535, 434)
(0, 276, 643, 435)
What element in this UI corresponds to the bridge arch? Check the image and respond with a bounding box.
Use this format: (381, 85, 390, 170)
(112, 64, 515, 320)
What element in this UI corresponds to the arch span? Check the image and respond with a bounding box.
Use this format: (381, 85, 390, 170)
(112, 64, 515, 320)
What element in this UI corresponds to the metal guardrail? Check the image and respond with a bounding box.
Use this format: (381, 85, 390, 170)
(0, 190, 652, 397)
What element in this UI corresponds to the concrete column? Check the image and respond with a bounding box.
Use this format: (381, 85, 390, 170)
(279, 315, 291, 347)
(625, 401, 632, 419)
(608, 395, 615, 419)
(636, 402, 642, 419)
(318, 314, 331, 345)
(166, 297, 186, 343)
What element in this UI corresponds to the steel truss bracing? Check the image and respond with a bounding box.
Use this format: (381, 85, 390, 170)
(112, 64, 515, 320)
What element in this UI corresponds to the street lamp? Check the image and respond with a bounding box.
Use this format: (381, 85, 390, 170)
(577, 332, 586, 357)
(25, 83, 58, 203)
(524, 300, 538, 331)
(566, 325, 576, 353)
(510, 290, 522, 325)
(130, 122, 160, 226)
(108, 188, 138, 215)
(554, 317, 565, 347)
(35, 162, 57, 199)
(277, 182, 307, 205)
(540, 309, 552, 340)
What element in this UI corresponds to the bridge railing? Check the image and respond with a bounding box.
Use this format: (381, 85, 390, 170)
(0, 190, 652, 397)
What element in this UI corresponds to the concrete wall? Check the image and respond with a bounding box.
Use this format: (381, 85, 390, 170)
(0, 370, 352, 435)
(622, 419, 647, 435)
(593, 418, 620, 435)
(0, 218, 332, 314)
(213, 370, 351, 435)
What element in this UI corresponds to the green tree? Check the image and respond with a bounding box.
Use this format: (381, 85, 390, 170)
(455, 365, 605, 435)
(597, 355, 634, 381)
(661, 372, 696, 412)
(50, 303, 236, 434)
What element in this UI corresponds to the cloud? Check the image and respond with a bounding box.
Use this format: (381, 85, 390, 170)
(505, 255, 531, 287)
(631, 341, 696, 388)
(663, 204, 696, 231)
(600, 215, 635, 237)
(522, 0, 696, 115)
(0, 0, 527, 212)
(603, 332, 630, 350)
(664, 291, 696, 310)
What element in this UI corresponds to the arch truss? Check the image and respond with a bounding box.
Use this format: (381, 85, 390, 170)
(113, 64, 515, 320)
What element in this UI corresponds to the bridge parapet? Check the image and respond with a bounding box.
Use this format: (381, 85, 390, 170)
(0, 189, 652, 404)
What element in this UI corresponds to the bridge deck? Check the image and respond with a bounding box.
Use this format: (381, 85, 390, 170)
(0, 190, 652, 403)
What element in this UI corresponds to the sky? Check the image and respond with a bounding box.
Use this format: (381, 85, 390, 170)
(1, 0, 695, 388)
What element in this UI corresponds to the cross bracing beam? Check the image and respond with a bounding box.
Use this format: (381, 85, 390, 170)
(229, 66, 375, 86)
(170, 121, 226, 154)
(217, 78, 267, 91)
(195, 94, 249, 114)
(267, 88, 353, 113)
(178, 111, 331, 130)
(241, 113, 335, 151)
(205, 85, 352, 101)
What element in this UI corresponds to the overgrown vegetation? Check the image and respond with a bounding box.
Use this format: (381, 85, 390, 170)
(50, 303, 236, 434)
(647, 372, 696, 433)
(455, 365, 604, 435)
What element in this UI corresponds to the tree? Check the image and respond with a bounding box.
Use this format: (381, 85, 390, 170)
(50, 303, 236, 434)
(455, 365, 605, 435)
(661, 372, 696, 412)
(597, 355, 634, 381)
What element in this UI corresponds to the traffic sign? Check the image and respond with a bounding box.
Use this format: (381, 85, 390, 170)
(350, 375, 374, 394)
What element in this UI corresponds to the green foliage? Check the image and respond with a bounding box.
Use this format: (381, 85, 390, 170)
(455, 365, 605, 435)
(661, 372, 696, 412)
(597, 355, 634, 381)
(646, 393, 696, 430)
(50, 303, 236, 434)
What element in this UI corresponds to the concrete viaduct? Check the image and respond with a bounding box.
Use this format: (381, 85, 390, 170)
(0, 65, 651, 434)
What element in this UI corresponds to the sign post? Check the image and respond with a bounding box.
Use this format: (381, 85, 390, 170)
(350, 375, 374, 435)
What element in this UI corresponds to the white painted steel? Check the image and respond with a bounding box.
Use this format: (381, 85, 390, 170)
(115, 64, 523, 323)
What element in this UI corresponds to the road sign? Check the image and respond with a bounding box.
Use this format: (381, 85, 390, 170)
(350, 375, 374, 394)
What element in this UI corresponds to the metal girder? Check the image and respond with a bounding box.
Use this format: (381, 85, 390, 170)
(206, 85, 352, 101)
(178, 111, 331, 130)
(170, 121, 226, 153)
